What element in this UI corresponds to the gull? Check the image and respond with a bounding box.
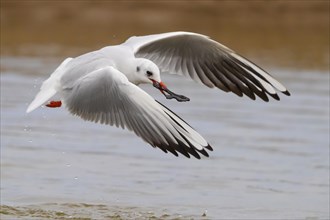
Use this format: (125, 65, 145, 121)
(27, 31, 290, 159)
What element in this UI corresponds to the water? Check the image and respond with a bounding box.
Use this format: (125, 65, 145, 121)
(1, 56, 329, 219)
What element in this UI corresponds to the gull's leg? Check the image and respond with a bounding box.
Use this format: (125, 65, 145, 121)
(46, 101, 62, 108)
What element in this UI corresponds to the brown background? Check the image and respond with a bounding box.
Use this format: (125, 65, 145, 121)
(1, 0, 329, 70)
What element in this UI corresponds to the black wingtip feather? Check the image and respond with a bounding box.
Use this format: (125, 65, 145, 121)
(167, 147, 179, 157)
(153, 101, 213, 159)
(283, 90, 291, 96)
(269, 93, 280, 101)
(261, 96, 270, 102)
(205, 145, 213, 151)
(197, 149, 209, 157)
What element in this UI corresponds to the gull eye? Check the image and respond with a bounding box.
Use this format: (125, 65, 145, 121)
(136, 66, 140, 72)
(146, 71, 153, 77)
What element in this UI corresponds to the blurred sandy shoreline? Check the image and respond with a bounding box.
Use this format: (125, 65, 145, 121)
(1, 1, 329, 70)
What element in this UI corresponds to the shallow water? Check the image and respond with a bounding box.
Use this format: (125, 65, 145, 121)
(1, 55, 329, 219)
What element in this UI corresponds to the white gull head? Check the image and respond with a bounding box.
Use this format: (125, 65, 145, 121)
(133, 58, 161, 85)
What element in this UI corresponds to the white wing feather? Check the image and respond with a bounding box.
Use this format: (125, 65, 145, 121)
(62, 66, 211, 158)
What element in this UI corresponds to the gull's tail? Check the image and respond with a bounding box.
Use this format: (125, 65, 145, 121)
(26, 58, 72, 113)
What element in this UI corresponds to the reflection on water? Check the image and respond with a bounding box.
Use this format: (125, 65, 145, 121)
(0, 56, 329, 219)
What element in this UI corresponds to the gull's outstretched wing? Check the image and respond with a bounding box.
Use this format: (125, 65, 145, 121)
(63, 66, 212, 159)
(124, 31, 290, 101)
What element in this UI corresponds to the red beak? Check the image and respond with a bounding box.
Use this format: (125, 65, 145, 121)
(150, 79, 190, 102)
(151, 79, 167, 90)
